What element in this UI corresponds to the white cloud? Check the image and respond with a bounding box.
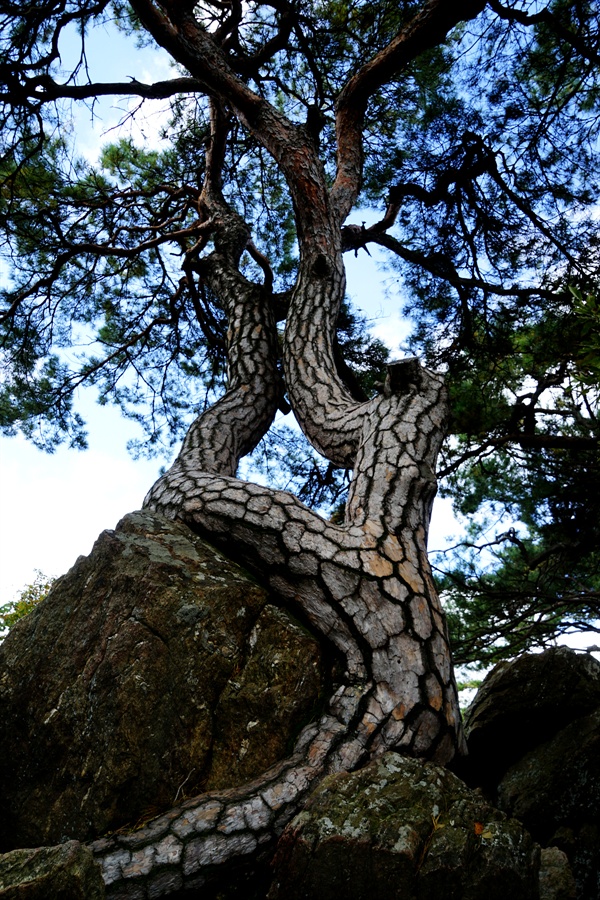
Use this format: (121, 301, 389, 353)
(0, 404, 162, 601)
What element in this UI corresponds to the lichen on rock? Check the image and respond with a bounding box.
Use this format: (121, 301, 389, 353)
(0, 510, 326, 849)
(0, 841, 105, 899)
(268, 753, 540, 900)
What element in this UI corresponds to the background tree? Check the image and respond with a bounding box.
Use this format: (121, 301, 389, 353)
(0, 571, 55, 635)
(1, 0, 599, 892)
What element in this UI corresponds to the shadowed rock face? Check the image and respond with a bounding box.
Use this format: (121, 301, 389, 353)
(463, 647, 600, 791)
(0, 511, 325, 850)
(463, 648, 600, 900)
(497, 710, 600, 900)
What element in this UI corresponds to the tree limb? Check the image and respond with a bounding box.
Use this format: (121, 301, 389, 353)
(331, 0, 487, 221)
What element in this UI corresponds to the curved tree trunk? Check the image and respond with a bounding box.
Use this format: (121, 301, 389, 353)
(93, 358, 463, 898)
(92, 354, 463, 897)
(89, 4, 489, 894)
(161, 100, 281, 478)
(91, 119, 465, 900)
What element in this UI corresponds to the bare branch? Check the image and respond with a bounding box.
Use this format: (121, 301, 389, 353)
(1, 75, 208, 105)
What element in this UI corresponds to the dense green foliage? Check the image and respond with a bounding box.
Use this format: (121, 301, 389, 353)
(0, 0, 598, 663)
(438, 443, 600, 666)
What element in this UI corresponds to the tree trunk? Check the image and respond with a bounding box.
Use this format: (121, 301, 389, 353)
(87, 5, 488, 893)
(92, 355, 464, 896)
(91, 119, 465, 900)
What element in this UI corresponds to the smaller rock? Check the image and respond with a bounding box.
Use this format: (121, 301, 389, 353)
(497, 710, 600, 842)
(538, 847, 576, 900)
(0, 841, 105, 899)
(497, 709, 600, 899)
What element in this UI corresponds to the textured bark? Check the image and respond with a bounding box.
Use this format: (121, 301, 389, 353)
(86, 4, 487, 894)
(283, 251, 364, 467)
(165, 100, 280, 479)
(97, 347, 464, 895)
(145, 360, 462, 766)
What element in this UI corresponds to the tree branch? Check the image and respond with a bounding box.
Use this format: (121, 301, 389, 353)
(2, 75, 207, 105)
(331, 0, 487, 221)
(438, 432, 599, 478)
(488, 0, 600, 66)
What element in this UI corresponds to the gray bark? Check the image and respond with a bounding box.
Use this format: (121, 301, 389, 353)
(93, 109, 465, 900)
(88, 4, 490, 893)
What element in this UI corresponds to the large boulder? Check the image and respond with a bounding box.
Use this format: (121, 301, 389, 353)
(497, 709, 600, 900)
(463, 647, 600, 790)
(0, 511, 325, 850)
(0, 841, 105, 899)
(269, 753, 540, 900)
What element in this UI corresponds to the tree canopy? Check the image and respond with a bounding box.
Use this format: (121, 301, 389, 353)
(1, 0, 599, 666)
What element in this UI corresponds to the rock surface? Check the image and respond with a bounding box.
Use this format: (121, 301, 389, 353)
(0, 511, 325, 850)
(463, 648, 600, 900)
(268, 752, 540, 900)
(0, 841, 105, 899)
(2, 531, 598, 900)
(498, 709, 600, 900)
(462, 647, 600, 790)
(538, 847, 577, 900)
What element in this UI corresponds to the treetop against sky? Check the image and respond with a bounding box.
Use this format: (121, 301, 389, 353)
(0, 0, 599, 664)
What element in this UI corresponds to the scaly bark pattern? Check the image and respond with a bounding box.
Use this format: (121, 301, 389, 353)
(87, 5, 487, 895)
(95, 353, 464, 896)
(162, 99, 280, 478)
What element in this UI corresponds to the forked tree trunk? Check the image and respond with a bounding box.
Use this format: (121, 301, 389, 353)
(90, 99, 465, 899)
(92, 356, 464, 897)
(89, 4, 490, 892)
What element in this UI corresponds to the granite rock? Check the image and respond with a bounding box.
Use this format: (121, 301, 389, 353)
(0, 511, 325, 849)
